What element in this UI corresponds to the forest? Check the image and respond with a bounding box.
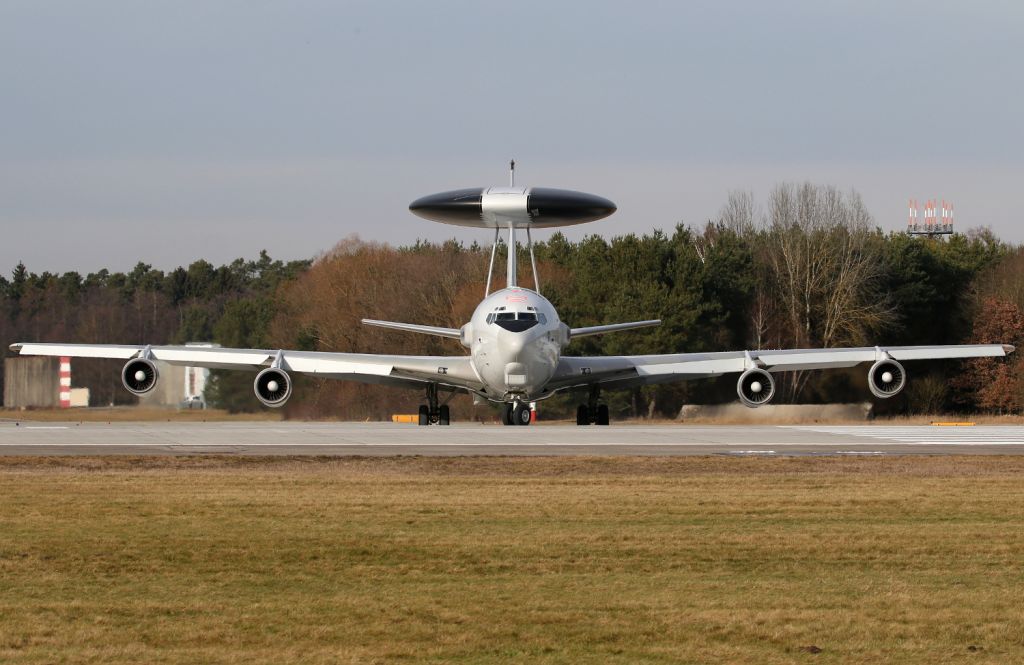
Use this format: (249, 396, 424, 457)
(2, 183, 1022, 420)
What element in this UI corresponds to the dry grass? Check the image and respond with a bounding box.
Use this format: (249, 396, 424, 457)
(1, 456, 1023, 664)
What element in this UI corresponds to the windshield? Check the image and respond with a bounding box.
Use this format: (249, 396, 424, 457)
(492, 311, 539, 332)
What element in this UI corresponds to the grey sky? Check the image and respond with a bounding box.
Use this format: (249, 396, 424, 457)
(3, 0, 1022, 273)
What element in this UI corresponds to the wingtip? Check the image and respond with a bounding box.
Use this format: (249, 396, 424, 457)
(1005, 344, 1016, 355)
(9, 343, 22, 353)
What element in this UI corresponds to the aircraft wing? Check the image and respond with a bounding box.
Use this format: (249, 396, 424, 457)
(546, 344, 1015, 392)
(8, 343, 484, 393)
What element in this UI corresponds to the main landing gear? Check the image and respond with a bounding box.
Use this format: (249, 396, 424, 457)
(417, 384, 451, 426)
(502, 401, 533, 426)
(576, 386, 609, 426)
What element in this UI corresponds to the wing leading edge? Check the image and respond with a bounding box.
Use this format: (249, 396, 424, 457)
(547, 344, 1014, 393)
(9, 343, 484, 393)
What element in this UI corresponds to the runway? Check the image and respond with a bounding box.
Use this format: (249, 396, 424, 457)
(2, 421, 1024, 455)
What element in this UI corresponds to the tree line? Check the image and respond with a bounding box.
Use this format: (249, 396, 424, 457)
(2, 183, 1022, 418)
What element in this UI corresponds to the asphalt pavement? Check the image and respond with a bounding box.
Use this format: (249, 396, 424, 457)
(2, 421, 1024, 456)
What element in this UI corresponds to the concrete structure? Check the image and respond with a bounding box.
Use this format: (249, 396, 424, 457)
(3, 357, 60, 408)
(138, 362, 187, 409)
(69, 388, 90, 408)
(138, 343, 214, 409)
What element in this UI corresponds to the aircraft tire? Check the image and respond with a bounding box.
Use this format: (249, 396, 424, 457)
(418, 405, 429, 426)
(596, 404, 610, 426)
(513, 403, 532, 426)
(502, 404, 514, 426)
(438, 404, 450, 426)
(576, 404, 589, 426)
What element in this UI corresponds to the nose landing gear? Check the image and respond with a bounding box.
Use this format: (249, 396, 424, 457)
(502, 401, 533, 426)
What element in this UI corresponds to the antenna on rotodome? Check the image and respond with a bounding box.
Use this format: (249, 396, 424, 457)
(509, 159, 515, 187)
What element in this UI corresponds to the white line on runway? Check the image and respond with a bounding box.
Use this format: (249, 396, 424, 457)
(0, 442, 727, 447)
(5, 441, 1024, 448)
(785, 426, 1024, 445)
(23, 426, 69, 430)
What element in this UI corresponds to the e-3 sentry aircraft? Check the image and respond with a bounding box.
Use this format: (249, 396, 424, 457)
(10, 165, 1015, 426)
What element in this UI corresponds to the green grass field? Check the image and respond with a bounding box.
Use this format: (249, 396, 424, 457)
(1, 456, 1023, 664)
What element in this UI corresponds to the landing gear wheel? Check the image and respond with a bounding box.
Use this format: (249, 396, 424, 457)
(513, 403, 532, 426)
(576, 404, 589, 426)
(502, 404, 514, 426)
(418, 404, 429, 426)
(438, 404, 450, 426)
(596, 404, 609, 426)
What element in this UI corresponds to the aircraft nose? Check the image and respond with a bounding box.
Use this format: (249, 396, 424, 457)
(503, 331, 526, 355)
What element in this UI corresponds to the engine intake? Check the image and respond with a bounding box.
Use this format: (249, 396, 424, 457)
(737, 368, 775, 408)
(254, 368, 292, 408)
(868, 359, 906, 399)
(122, 358, 159, 395)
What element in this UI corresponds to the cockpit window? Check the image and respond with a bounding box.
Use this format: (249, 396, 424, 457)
(491, 311, 540, 332)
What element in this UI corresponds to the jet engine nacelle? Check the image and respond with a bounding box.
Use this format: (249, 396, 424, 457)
(254, 367, 292, 408)
(737, 368, 775, 408)
(868, 359, 906, 399)
(122, 358, 159, 395)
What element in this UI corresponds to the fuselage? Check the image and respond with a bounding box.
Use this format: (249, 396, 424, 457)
(462, 287, 567, 402)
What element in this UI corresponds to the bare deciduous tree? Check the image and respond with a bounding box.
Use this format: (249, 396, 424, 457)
(755, 183, 893, 400)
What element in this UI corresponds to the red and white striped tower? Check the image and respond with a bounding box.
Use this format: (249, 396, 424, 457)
(908, 199, 915, 228)
(59, 357, 71, 408)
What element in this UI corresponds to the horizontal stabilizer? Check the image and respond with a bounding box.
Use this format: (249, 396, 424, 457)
(570, 320, 661, 339)
(361, 319, 461, 340)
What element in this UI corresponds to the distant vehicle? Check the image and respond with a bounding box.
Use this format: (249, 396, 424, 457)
(10, 166, 1014, 426)
(181, 396, 206, 410)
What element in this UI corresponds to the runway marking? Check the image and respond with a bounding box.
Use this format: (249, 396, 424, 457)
(24, 426, 69, 430)
(0, 442, 764, 448)
(786, 426, 1024, 445)
(6, 441, 1023, 448)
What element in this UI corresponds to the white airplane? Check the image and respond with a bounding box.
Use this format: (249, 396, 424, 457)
(9, 166, 1015, 426)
